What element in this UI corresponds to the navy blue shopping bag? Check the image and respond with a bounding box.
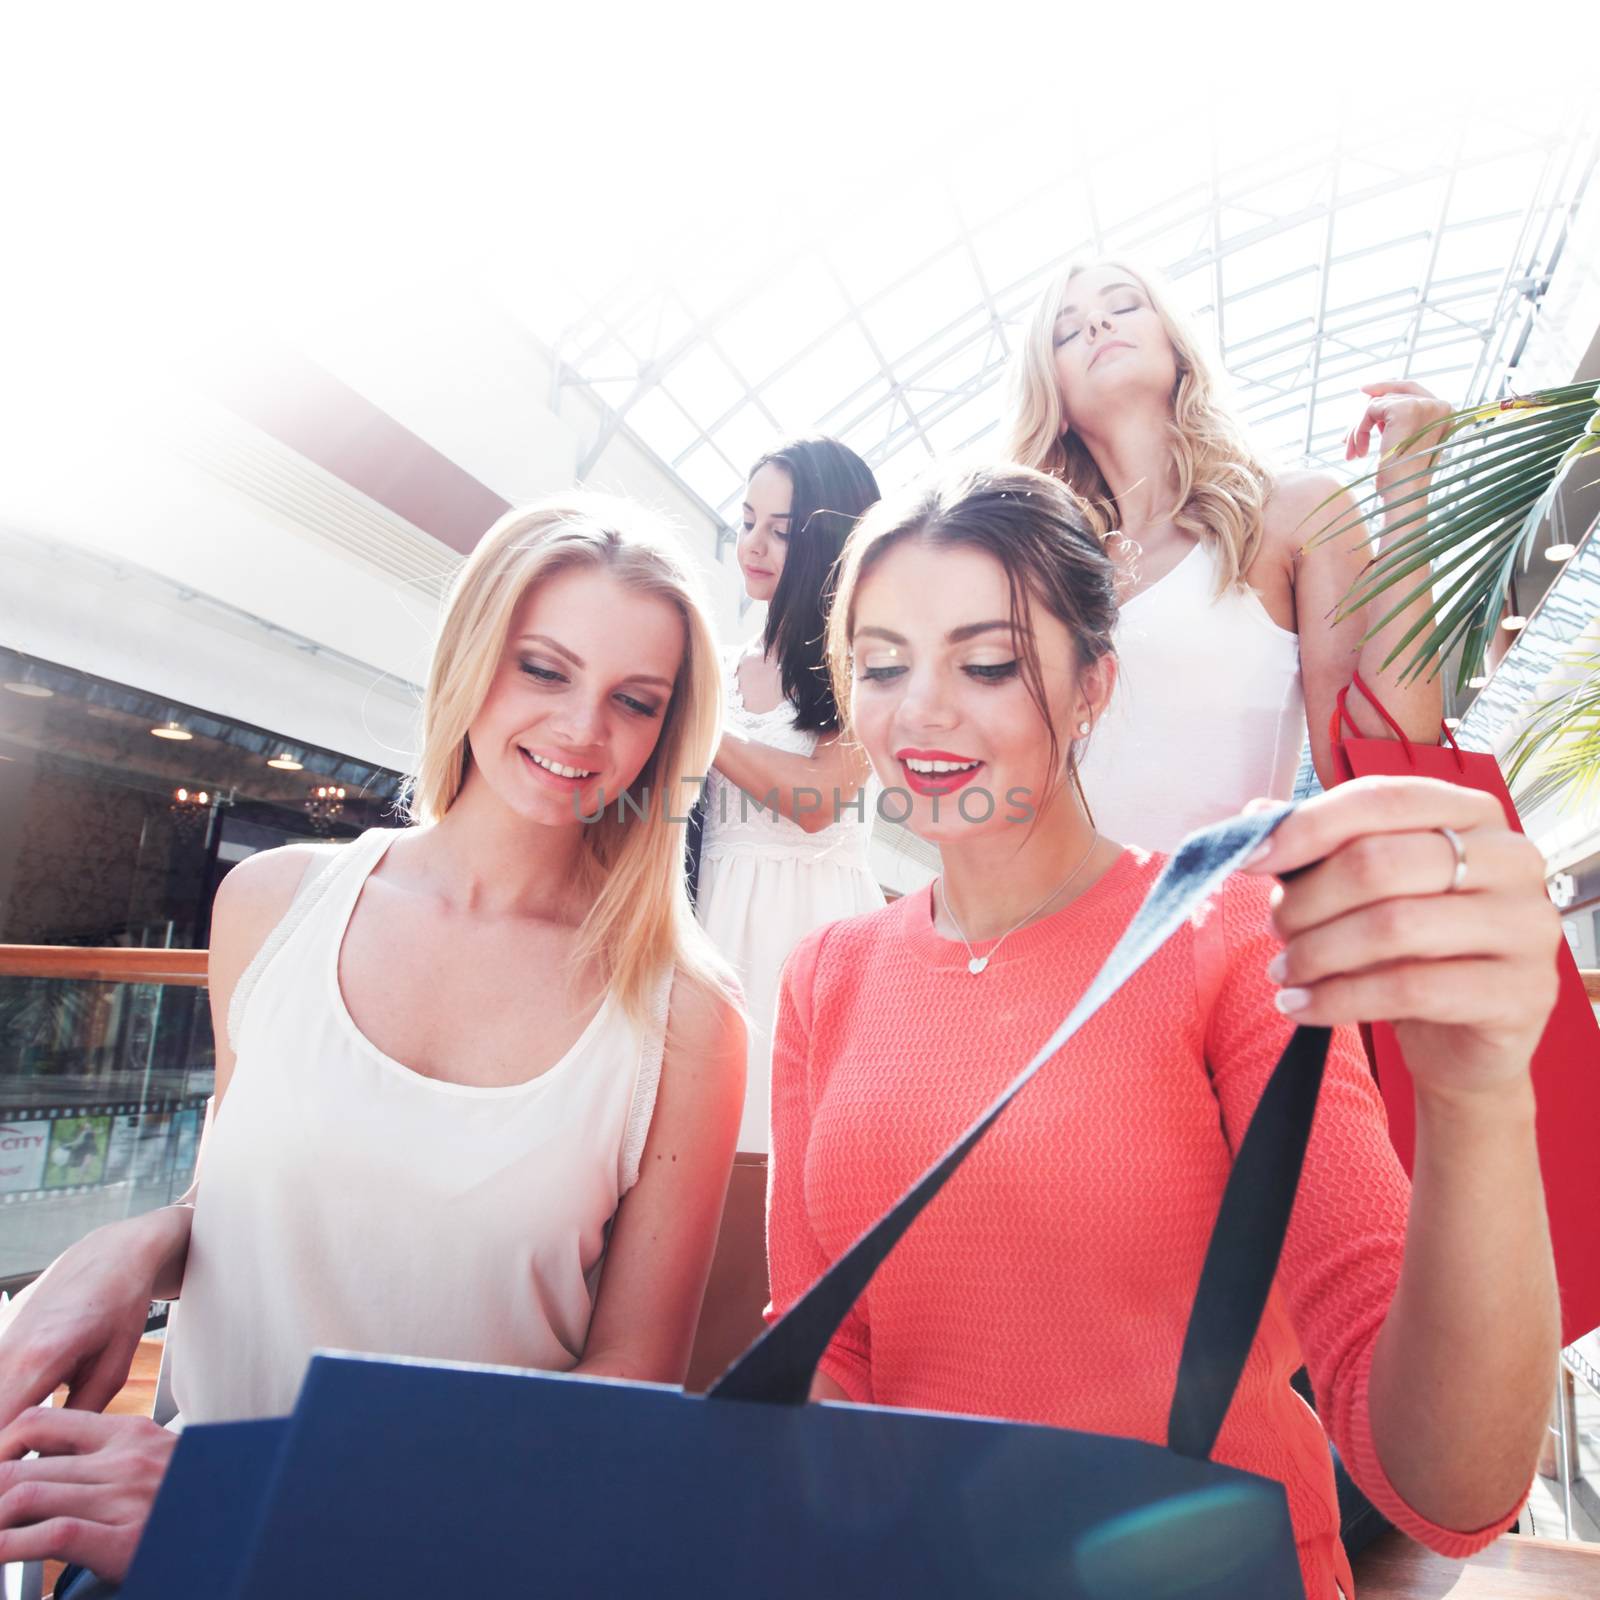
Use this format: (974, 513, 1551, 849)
(123, 807, 1321, 1599)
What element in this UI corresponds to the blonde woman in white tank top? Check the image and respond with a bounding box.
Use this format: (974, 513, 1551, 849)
(0, 497, 745, 1587)
(1006, 259, 1452, 852)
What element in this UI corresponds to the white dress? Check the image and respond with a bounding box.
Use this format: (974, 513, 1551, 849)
(696, 645, 883, 1152)
(1077, 539, 1305, 853)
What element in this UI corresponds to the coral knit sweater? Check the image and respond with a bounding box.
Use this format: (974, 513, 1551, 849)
(765, 849, 1523, 1600)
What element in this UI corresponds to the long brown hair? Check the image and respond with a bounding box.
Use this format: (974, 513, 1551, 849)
(826, 463, 1119, 819)
(752, 436, 881, 732)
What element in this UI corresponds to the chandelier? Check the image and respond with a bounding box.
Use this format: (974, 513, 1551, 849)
(168, 786, 211, 836)
(305, 783, 347, 832)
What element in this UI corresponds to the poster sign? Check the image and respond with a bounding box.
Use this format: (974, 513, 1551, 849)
(0, 1119, 49, 1194)
(44, 1115, 111, 1188)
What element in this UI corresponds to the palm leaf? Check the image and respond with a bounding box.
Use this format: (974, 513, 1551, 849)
(1308, 381, 1600, 688)
(1310, 420, 1586, 573)
(1506, 643, 1600, 813)
(1318, 424, 1585, 549)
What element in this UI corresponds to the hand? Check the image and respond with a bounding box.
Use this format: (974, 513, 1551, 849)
(1243, 777, 1560, 1103)
(0, 1208, 186, 1429)
(1345, 380, 1454, 501)
(0, 1409, 175, 1581)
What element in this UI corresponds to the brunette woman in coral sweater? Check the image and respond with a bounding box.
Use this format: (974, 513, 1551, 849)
(765, 464, 1559, 1600)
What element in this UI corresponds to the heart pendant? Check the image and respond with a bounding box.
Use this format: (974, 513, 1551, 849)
(967, 955, 989, 975)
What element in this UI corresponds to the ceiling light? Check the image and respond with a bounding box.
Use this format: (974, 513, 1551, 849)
(267, 754, 304, 771)
(1544, 542, 1577, 562)
(1500, 615, 1527, 633)
(3, 681, 53, 699)
(1443, 717, 1462, 730)
(150, 720, 193, 741)
(1467, 675, 1489, 689)
(305, 784, 348, 831)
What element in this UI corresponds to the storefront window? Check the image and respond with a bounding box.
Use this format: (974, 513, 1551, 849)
(0, 647, 405, 1288)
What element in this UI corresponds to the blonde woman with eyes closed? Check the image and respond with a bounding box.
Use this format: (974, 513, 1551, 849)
(0, 496, 745, 1595)
(1005, 259, 1451, 853)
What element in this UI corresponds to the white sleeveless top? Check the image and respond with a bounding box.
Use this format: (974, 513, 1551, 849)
(1078, 539, 1305, 853)
(167, 827, 673, 1424)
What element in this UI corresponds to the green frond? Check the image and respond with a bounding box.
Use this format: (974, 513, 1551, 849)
(1507, 645, 1600, 812)
(1322, 381, 1600, 688)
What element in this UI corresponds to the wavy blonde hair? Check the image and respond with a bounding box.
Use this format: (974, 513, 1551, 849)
(1004, 258, 1273, 595)
(406, 494, 735, 1026)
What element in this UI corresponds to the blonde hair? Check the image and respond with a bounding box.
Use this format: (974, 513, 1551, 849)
(407, 494, 735, 1026)
(1004, 258, 1273, 595)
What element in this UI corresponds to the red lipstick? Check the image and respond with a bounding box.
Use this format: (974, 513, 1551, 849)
(894, 747, 985, 798)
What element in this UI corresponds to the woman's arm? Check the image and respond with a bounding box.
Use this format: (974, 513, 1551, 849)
(1273, 382, 1454, 781)
(1347, 383, 1454, 736)
(1245, 778, 1558, 1535)
(0, 845, 338, 1579)
(0, 843, 329, 1426)
(1270, 480, 1442, 787)
(575, 976, 746, 1386)
(712, 729, 872, 834)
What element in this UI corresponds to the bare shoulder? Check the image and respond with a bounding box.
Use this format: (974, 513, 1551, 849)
(1265, 466, 1377, 564)
(656, 972, 747, 1144)
(213, 841, 338, 921)
(1262, 468, 1351, 549)
(664, 970, 747, 1078)
(209, 842, 341, 969)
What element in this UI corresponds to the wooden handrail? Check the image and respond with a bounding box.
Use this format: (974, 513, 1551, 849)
(0, 947, 1593, 998)
(0, 945, 208, 987)
(1, 946, 1595, 1000)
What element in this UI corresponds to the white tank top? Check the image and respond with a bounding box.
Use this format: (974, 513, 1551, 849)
(167, 827, 673, 1424)
(1079, 539, 1305, 853)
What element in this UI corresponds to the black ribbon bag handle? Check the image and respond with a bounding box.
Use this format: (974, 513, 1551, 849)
(710, 804, 1330, 1465)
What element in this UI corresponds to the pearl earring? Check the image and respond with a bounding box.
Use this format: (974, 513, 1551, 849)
(1076, 720, 1091, 736)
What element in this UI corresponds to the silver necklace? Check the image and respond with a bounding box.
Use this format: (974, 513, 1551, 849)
(937, 834, 1102, 976)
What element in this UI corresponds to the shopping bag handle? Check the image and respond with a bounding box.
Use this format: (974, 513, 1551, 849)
(1331, 672, 1465, 774)
(710, 805, 1329, 1462)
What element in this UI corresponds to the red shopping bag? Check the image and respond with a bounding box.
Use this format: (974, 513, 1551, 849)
(1330, 674, 1600, 1345)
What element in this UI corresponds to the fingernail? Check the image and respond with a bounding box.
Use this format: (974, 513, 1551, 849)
(1274, 987, 1311, 1014)
(1266, 952, 1287, 983)
(1243, 843, 1272, 867)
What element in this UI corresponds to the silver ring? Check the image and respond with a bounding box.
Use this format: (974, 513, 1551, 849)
(1436, 825, 1468, 893)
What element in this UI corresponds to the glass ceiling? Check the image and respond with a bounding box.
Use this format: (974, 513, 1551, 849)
(531, 107, 1598, 541)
